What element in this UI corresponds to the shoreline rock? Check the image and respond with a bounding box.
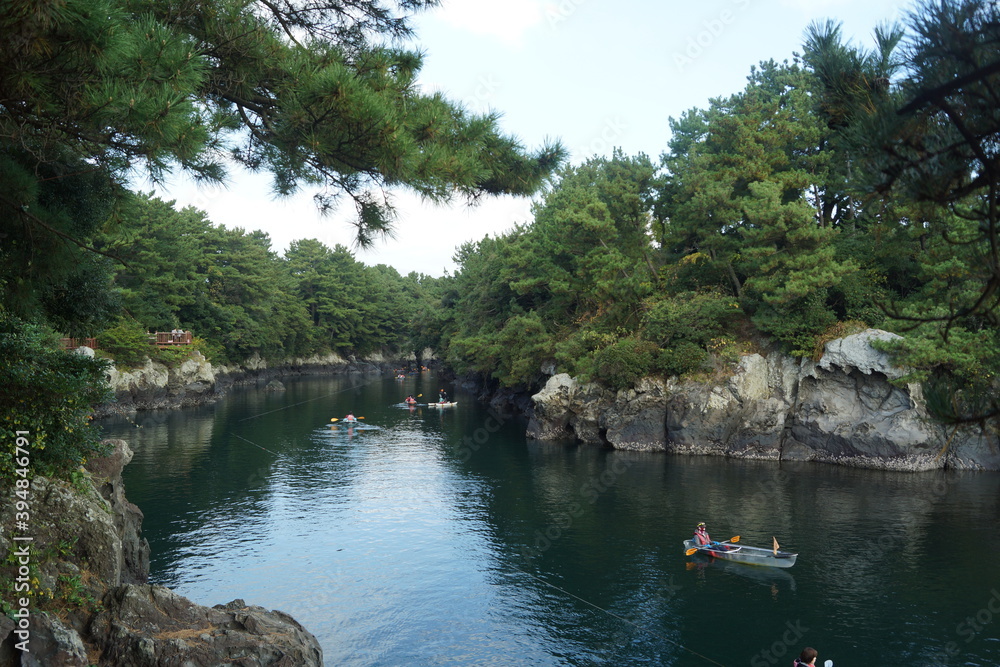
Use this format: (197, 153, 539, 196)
(94, 349, 426, 417)
(526, 330, 1000, 471)
(0, 440, 323, 665)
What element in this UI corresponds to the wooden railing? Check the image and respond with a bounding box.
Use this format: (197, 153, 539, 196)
(59, 337, 98, 350)
(151, 331, 193, 347)
(61, 331, 194, 351)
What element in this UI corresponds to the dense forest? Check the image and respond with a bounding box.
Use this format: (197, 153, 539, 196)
(2, 0, 999, 479)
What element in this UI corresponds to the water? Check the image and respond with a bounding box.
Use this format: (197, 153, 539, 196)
(99, 373, 1000, 666)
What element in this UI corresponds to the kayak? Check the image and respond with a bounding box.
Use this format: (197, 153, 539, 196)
(426, 401, 458, 408)
(683, 539, 797, 568)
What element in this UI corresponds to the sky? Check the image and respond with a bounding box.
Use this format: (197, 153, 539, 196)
(150, 0, 917, 277)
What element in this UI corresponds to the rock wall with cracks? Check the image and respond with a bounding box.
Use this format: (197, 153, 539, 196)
(0, 440, 323, 666)
(527, 330, 1000, 471)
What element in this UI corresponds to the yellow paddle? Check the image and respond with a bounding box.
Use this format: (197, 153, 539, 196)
(330, 416, 365, 423)
(685, 536, 740, 556)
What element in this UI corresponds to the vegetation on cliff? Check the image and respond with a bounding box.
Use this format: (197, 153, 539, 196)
(3, 0, 1000, 486)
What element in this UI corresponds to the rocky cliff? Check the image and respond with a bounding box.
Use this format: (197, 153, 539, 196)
(95, 349, 419, 417)
(0, 440, 323, 666)
(527, 329, 1000, 471)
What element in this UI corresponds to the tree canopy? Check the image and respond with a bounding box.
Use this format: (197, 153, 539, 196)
(0, 0, 565, 324)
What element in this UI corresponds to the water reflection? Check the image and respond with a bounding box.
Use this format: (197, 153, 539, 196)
(99, 375, 1000, 667)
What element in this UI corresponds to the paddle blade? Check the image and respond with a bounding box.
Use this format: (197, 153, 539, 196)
(685, 547, 698, 556)
(772, 536, 779, 556)
(729, 536, 740, 543)
(330, 418, 338, 422)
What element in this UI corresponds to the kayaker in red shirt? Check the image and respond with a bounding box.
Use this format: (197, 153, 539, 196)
(693, 522, 711, 546)
(792, 647, 818, 666)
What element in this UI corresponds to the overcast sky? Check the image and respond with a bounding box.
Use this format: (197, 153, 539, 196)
(150, 0, 916, 277)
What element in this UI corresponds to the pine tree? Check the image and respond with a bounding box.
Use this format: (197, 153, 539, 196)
(0, 0, 565, 327)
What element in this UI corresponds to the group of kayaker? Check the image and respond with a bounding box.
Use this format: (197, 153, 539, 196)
(402, 389, 450, 405)
(338, 389, 451, 422)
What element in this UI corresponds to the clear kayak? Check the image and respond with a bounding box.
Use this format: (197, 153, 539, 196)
(426, 402, 458, 407)
(683, 539, 797, 568)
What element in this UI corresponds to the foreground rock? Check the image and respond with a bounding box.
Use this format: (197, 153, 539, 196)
(0, 440, 322, 665)
(91, 586, 323, 666)
(527, 330, 1000, 471)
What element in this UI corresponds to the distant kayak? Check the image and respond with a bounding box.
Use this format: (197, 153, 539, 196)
(426, 402, 458, 408)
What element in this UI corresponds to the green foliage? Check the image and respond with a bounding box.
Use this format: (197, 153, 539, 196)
(97, 317, 151, 368)
(0, 0, 563, 258)
(655, 341, 708, 378)
(644, 290, 740, 348)
(443, 153, 661, 388)
(585, 338, 659, 392)
(0, 316, 112, 484)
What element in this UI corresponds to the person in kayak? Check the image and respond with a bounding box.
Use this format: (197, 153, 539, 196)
(693, 522, 712, 546)
(405, 395, 417, 405)
(792, 647, 818, 666)
(344, 413, 358, 423)
(438, 389, 449, 403)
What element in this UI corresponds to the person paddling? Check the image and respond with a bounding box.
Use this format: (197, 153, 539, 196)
(344, 413, 358, 423)
(405, 395, 417, 405)
(693, 522, 712, 546)
(438, 389, 449, 403)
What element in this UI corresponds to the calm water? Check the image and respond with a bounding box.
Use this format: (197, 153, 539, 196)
(99, 373, 1000, 666)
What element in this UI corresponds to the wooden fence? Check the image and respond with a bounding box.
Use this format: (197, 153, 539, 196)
(59, 337, 98, 350)
(60, 332, 194, 351)
(151, 331, 193, 348)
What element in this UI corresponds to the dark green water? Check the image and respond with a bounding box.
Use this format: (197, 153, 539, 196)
(99, 373, 1000, 666)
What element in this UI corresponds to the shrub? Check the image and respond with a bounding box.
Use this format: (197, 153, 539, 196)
(588, 337, 658, 391)
(1, 315, 112, 484)
(97, 317, 151, 367)
(655, 341, 708, 377)
(644, 290, 740, 348)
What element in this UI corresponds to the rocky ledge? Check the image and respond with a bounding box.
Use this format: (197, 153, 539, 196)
(0, 440, 322, 666)
(93, 349, 426, 417)
(527, 329, 1000, 471)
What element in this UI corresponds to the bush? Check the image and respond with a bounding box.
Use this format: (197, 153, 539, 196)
(655, 341, 708, 377)
(644, 290, 740, 348)
(1, 315, 112, 484)
(588, 337, 658, 391)
(97, 317, 151, 367)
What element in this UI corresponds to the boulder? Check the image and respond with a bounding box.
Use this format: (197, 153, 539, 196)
(90, 585, 323, 667)
(0, 440, 323, 665)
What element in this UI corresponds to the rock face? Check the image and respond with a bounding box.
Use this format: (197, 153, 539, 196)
(527, 330, 1000, 471)
(97, 350, 412, 417)
(91, 586, 323, 667)
(0, 440, 323, 665)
